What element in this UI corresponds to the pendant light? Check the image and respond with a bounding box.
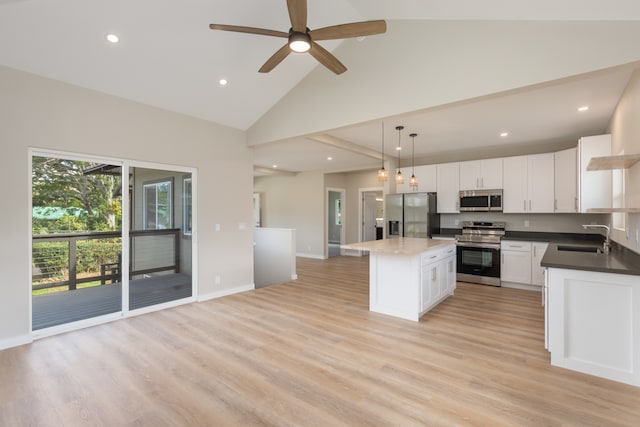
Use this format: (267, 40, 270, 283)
(377, 122, 388, 182)
(395, 125, 404, 185)
(409, 133, 418, 189)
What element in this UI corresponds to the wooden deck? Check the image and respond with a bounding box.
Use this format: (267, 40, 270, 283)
(32, 273, 192, 330)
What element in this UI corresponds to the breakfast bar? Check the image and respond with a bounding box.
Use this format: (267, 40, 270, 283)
(342, 238, 456, 321)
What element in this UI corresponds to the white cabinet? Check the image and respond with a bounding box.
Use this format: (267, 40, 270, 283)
(578, 134, 612, 212)
(501, 241, 532, 285)
(501, 240, 549, 288)
(531, 242, 549, 286)
(436, 162, 460, 213)
(459, 158, 503, 190)
(396, 164, 437, 193)
(503, 153, 555, 213)
(420, 245, 456, 313)
(554, 147, 578, 212)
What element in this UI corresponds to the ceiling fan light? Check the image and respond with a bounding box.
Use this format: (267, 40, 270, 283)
(289, 32, 311, 53)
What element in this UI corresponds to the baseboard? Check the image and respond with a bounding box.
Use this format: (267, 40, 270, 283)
(197, 283, 255, 302)
(296, 252, 325, 260)
(0, 333, 32, 351)
(501, 281, 542, 292)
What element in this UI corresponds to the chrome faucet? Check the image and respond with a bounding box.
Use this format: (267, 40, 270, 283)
(582, 224, 611, 254)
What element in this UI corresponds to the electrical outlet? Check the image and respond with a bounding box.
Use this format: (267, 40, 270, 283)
(636, 229, 639, 244)
(215, 224, 221, 232)
(524, 220, 530, 228)
(215, 275, 221, 285)
(238, 222, 246, 231)
(454, 219, 459, 226)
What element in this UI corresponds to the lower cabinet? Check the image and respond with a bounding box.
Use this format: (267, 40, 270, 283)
(421, 245, 456, 313)
(501, 240, 549, 289)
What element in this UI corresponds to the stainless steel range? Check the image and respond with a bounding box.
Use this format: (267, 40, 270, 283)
(455, 221, 506, 286)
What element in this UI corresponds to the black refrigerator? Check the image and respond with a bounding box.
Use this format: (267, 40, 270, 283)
(385, 192, 440, 238)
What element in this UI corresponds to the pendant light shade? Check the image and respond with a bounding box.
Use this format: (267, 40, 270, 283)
(377, 122, 388, 182)
(395, 126, 404, 185)
(409, 133, 418, 188)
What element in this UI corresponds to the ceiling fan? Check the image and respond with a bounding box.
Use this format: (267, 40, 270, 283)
(209, 0, 386, 75)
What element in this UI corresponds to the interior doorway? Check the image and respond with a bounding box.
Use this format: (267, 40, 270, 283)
(360, 188, 384, 243)
(327, 188, 345, 258)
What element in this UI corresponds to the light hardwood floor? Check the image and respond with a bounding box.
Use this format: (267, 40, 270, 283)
(2, 255, 640, 426)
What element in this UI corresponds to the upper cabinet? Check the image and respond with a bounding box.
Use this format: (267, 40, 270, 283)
(459, 158, 503, 190)
(396, 164, 437, 193)
(554, 147, 577, 213)
(436, 162, 460, 213)
(578, 134, 611, 213)
(503, 153, 555, 213)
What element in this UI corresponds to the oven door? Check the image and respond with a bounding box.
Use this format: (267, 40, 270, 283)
(456, 242, 501, 286)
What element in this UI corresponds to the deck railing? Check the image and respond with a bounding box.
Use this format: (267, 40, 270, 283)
(32, 229, 181, 292)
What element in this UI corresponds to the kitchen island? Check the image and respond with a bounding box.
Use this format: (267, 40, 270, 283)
(341, 238, 456, 321)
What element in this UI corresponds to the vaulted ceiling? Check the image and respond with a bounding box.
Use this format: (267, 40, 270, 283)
(2, 0, 640, 175)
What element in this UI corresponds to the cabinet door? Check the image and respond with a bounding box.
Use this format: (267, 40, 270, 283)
(554, 148, 577, 213)
(436, 162, 460, 213)
(531, 242, 549, 286)
(415, 164, 437, 193)
(480, 158, 503, 189)
(501, 241, 532, 284)
(421, 263, 436, 311)
(444, 254, 456, 294)
(459, 160, 482, 190)
(528, 153, 555, 213)
(503, 156, 528, 213)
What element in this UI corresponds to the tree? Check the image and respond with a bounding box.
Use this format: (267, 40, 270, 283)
(32, 156, 122, 232)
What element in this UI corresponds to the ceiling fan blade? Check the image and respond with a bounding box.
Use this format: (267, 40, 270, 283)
(287, 0, 307, 33)
(259, 44, 292, 73)
(308, 42, 347, 75)
(209, 24, 288, 38)
(309, 20, 387, 41)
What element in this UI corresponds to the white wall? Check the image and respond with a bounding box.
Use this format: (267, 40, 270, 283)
(248, 20, 640, 146)
(253, 172, 325, 258)
(0, 66, 254, 346)
(609, 69, 640, 253)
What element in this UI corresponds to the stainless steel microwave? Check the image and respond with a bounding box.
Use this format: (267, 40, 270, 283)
(459, 189, 503, 212)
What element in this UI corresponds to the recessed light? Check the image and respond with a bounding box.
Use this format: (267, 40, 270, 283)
(327, 156, 333, 161)
(218, 78, 228, 87)
(500, 132, 509, 137)
(578, 106, 589, 112)
(106, 34, 119, 43)
(272, 165, 278, 168)
(396, 146, 402, 151)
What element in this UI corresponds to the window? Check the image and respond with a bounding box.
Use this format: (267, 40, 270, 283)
(612, 167, 626, 231)
(335, 198, 342, 225)
(143, 179, 172, 229)
(183, 177, 192, 235)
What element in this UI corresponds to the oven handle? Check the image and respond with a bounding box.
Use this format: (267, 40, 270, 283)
(455, 241, 501, 250)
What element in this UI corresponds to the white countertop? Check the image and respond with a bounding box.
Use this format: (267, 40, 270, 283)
(341, 238, 454, 255)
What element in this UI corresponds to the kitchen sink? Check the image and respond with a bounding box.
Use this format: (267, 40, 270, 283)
(556, 245, 602, 254)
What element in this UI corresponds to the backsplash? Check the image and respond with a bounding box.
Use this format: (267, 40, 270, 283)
(441, 213, 609, 234)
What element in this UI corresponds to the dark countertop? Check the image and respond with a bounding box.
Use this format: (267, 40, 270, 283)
(500, 231, 639, 276)
(541, 242, 640, 276)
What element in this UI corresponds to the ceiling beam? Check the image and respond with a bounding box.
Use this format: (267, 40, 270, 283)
(253, 166, 297, 176)
(307, 134, 384, 160)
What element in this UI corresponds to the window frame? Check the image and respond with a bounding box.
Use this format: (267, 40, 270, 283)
(142, 178, 174, 230)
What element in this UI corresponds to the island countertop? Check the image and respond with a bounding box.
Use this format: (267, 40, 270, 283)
(341, 237, 454, 255)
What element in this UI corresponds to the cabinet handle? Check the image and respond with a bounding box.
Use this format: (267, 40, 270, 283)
(523, 200, 526, 211)
(476, 178, 479, 188)
(554, 199, 557, 211)
(432, 269, 437, 281)
(501, 253, 504, 264)
(529, 200, 532, 211)
(430, 255, 437, 259)
(481, 177, 484, 188)
(575, 197, 578, 211)
(533, 246, 536, 257)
